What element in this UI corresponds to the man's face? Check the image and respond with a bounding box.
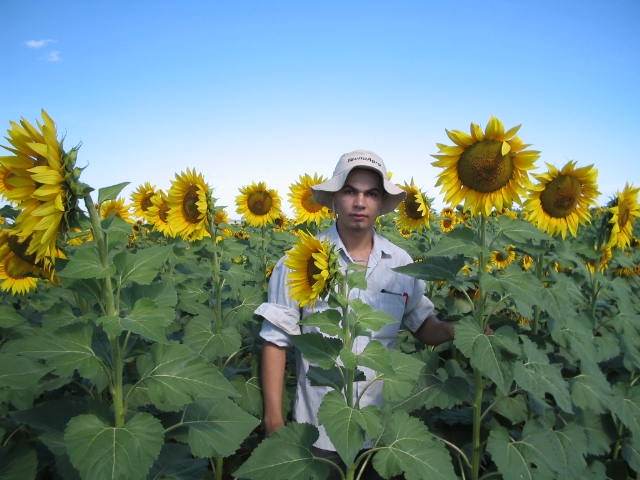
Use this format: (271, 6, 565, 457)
(333, 168, 384, 232)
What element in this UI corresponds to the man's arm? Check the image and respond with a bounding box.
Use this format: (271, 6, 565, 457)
(261, 341, 288, 435)
(413, 314, 455, 346)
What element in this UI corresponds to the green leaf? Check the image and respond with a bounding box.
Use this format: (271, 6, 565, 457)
(426, 228, 480, 258)
(480, 267, 544, 318)
(65, 412, 163, 480)
(148, 443, 209, 479)
(357, 340, 394, 376)
(622, 434, 640, 472)
(56, 243, 113, 279)
(394, 359, 472, 411)
(569, 364, 613, 414)
(183, 315, 242, 361)
(487, 425, 537, 479)
(97, 182, 129, 204)
(0, 352, 53, 389)
(98, 298, 174, 342)
(350, 299, 396, 332)
(4, 323, 106, 385)
(0, 443, 37, 480)
(114, 244, 171, 286)
(136, 343, 237, 410)
(498, 216, 554, 245)
(183, 397, 260, 458)
(374, 410, 457, 480)
(290, 332, 342, 370)
(230, 375, 263, 417)
(300, 309, 343, 337)
(233, 423, 330, 479)
(513, 337, 573, 413)
(0, 305, 26, 328)
(393, 255, 466, 282)
(610, 383, 640, 437)
(453, 318, 514, 395)
(384, 350, 430, 404)
(317, 390, 369, 466)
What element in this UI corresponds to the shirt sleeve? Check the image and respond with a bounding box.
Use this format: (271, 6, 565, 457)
(255, 256, 300, 348)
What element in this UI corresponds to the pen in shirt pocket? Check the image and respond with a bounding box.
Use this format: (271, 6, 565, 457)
(381, 289, 409, 304)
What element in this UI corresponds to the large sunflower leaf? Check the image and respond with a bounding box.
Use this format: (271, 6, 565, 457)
(233, 423, 330, 480)
(357, 340, 394, 376)
(136, 343, 237, 411)
(384, 349, 429, 404)
(290, 332, 342, 370)
(487, 424, 541, 480)
(453, 318, 514, 395)
(569, 363, 614, 414)
(113, 244, 171, 286)
(425, 228, 480, 258)
(480, 267, 544, 318)
(513, 337, 573, 413)
(300, 309, 342, 337)
(0, 443, 37, 480)
(3, 323, 105, 385)
(393, 255, 466, 282)
(392, 358, 472, 411)
(0, 352, 53, 390)
(56, 242, 113, 279)
(65, 412, 163, 480)
(373, 410, 457, 480)
(317, 390, 369, 466)
(97, 182, 129, 204)
(183, 397, 260, 458)
(183, 314, 242, 361)
(350, 299, 396, 332)
(98, 298, 173, 343)
(0, 305, 26, 328)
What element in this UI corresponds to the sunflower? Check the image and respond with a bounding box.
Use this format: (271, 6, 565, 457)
(100, 198, 134, 223)
(146, 190, 172, 237)
(607, 183, 640, 249)
(130, 182, 157, 222)
(213, 208, 229, 226)
(521, 254, 534, 271)
(285, 230, 339, 307)
(167, 169, 212, 241)
(288, 173, 332, 226)
(489, 244, 516, 269)
(524, 161, 599, 239)
(431, 116, 539, 216)
(396, 179, 431, 232)
(236, 181, 282, 227)
(0, 230, 57, 295)
(439, 207, 459, 233)
(0, 110, 85, 264)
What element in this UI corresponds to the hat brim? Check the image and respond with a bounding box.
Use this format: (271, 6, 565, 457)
(312, 169, 406, 215)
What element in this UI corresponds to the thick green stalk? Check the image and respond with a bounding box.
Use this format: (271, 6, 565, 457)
(341, 274, 354, 408)
(471, 368, 484, 480)
(84, 196, 125, 427)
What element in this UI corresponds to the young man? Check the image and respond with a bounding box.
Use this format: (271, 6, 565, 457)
(255, 150, 456, 477)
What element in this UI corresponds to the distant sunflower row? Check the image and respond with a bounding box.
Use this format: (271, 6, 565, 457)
(1, 111, 639, 296)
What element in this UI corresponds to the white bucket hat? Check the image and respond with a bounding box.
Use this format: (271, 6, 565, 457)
(311, 150, 406, 215)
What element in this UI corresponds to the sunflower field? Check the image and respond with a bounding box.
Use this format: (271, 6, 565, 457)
(1, 110, 639, 480)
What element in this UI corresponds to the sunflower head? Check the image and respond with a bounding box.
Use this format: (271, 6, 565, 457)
(236, 181, 282, 228)
(285, 231, 340, 307)
(489, 244, 516, 270)
(288, 173, 332, 226)
(605, 183, 640, 249)
(167, 168, 213, 241)
(1, 110, 87, 263)
(524, 161, 599, 239)
(431, 116, 539, 216)
(130, 182, 157, 221)
(396, 179, 431, 232)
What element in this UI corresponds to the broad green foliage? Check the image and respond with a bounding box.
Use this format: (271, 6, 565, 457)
(1, 181, 639, 480)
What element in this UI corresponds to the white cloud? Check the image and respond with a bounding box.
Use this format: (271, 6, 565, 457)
(25, 39, 56, 48)
(45, 51, 62, 62)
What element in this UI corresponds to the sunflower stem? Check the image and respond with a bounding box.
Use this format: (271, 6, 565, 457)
(340, 273, 354, 408)
(83, 195, 126, 428)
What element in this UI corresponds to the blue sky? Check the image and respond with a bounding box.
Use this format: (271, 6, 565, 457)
(3, 0, 639, 216)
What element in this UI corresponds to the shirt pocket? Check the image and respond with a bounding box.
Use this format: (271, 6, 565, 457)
(374, 291, 406, 340)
